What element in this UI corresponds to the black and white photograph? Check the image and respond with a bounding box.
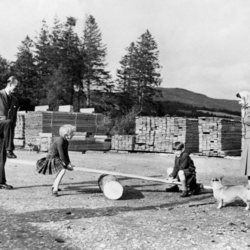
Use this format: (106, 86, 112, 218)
(0, 0, 250, 249)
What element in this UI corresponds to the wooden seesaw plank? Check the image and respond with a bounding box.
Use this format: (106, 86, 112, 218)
(8, 159, 180, 184)
(7, 159, 212, 190)
(74, 167, 212, 191)
(74, 166, 181, 185)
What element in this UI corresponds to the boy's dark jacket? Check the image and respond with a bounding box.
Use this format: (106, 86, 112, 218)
(171, 152, 196, 178)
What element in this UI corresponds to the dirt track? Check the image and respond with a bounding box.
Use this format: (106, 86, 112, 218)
(0, 150, 249, 250)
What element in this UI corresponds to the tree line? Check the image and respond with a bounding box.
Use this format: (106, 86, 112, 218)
(0, 15, 162, 119)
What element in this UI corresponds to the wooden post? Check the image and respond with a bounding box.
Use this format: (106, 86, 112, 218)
(97, 174, 124, 200)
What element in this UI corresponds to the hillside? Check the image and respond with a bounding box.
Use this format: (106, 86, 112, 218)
(155, 87, 241, 118)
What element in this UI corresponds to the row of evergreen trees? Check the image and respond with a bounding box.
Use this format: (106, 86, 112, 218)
(0, 15, 162, 117)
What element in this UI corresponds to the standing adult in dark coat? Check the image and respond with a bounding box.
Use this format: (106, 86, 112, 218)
(236, 91, 250, 186)
(0, 76, 19, 189)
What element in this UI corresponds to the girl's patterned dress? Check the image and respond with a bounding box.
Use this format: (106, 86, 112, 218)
(36, 137, 70, 175)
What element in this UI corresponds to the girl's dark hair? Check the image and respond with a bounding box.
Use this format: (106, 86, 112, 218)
(173, 142, 185, 151)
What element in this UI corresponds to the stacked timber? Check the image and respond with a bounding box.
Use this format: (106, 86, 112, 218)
(35, 105, 49, 111)
(24, 111, 111, 149)
(198, 117, 242, 156)
(134, 116, 199, 153)
(111, 135, 135, 151)
(25, 112, 47, 145)
(135, 117, 165, 152)
(242, 122, 245, 151)
(58, 105, 73, 112)
(14, 113, 25, 147)
(69, 133, 111, 152)
(165, 117, 199, 153)
(38, 133, 52, 152)
(80, 108, 95, 114)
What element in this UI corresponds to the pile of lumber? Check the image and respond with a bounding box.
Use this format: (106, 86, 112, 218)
(242, 123, 245, 150)
(135, 117, 166, 152)
(37, 133, 52, 152)
(25, 111, 111, 147)
(14, 113, 25, 147)
(35, 105, 49, 111)
(68, 140, 111, 152)
(134, 116, 199, 153)
(25, 112, 45, 145)
(111, 135, 135, 151)
(198, 117, 242, 156)
(69, 134, 111, 152)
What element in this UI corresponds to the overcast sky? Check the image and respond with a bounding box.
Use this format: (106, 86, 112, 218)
(1, 0, 250, 100)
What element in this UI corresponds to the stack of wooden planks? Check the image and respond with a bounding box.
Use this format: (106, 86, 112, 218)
(135, 117, 166, 152)
(68, 139, 111, 152)
(134, 116, 199, 153)
(50, 134, 111, 152)
(25, 112, 44, 145)
(25, 111, 111, 149)
(111, 135, 135, 151)
(14, 113, 25, 147)
(242, 123, 245, 151)
(38, 133, 52, 152)
(69, 133, 111, 152)
(198, 117, 242, 156)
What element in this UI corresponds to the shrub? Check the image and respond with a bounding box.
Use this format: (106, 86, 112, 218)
(110, 108, 139, 135)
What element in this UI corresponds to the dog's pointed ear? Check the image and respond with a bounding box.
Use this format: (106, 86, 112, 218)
(219, 176, 224, 182)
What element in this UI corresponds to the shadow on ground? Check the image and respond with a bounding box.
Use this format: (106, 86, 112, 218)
(15, 193, 213, 224)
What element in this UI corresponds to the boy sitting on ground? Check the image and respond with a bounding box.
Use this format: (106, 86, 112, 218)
(166, 142, 200, 197)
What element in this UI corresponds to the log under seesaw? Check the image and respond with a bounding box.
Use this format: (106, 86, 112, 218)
(97, 174, 124, 200)
(74, 167, 212, 200)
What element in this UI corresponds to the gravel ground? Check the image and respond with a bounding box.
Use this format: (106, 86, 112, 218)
(0, 150, 249, 250)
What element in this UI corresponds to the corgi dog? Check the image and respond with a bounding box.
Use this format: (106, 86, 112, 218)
(210, 178, 250, 210)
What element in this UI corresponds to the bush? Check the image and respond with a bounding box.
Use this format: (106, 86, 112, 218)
(110, 108, 139, 135)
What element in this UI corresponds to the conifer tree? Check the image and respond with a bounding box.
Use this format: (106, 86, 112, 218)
(116, 42, 138, 111)
(34, 17, 83, 108)
(135, 30, 161, 111)
(117, 30, 161, 114)
(12, 36, 39, 109)
(0, 55, 9, 89)
(34, 20, 52, 104)
(60, 17, 83, 105)
(81, 15, 111, 107)
(47, 65, 70, 110)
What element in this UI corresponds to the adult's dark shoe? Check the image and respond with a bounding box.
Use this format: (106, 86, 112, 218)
(190, 184, 201, 195)
(0, 184, 13, 189)
(165, 185, 179, 192)
(7, 151, 17, 159)
(180, 190, 190, 197)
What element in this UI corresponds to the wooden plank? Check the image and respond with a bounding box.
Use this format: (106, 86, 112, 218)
(7, 159, 212, 191)
(75, 166, 181, 184)
(74, 166, 212, 191)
